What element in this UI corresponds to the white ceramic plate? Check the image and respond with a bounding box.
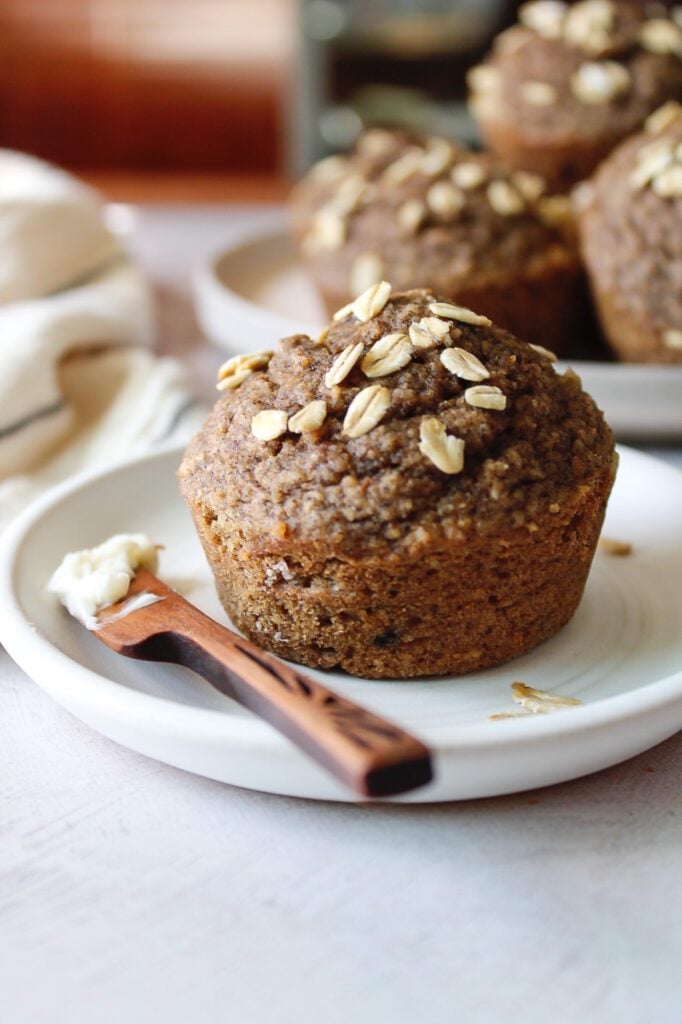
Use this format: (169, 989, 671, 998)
(1, 445, 681, 802)
(193, 213, 682, 441)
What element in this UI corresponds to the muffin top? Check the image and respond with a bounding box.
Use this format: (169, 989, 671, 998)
(291, 129, 576, 301)
(470, 2, 682, 150)
(577, 101, 682, 359)
(179, 287, 614, 558)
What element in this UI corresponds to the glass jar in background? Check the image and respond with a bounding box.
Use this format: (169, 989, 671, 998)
(290, 0, 518, 174)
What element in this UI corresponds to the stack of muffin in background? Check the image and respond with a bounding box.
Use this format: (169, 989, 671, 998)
(292, 0, 682, 366)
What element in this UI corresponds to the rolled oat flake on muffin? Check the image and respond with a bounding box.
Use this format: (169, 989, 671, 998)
(342, 384, 391, 438)
(440, 346, 490, 381)
(451, 161, 488, 190)
(536, 195, 572, 228)
(332, 174, 367, 215)
(645, 101, 682, 135)
(334, 280, 392, 323)
(360, 333, 413, 378)
(288, 399, 327, 434)
(464, 385, 507, 410)
(663, 329, 682, 351)
(639, 19, 682, 56)
(521, 81, 558, 107)
(217, 350, 273, 391)
(380, 148, 424, 186)
(652, 164, 682, 198)
(251, 409, 289, 442)
(307, 207, 347, 252)
(429, 302, 492, 326)
(629, 138, 675, 189)
(324, 340, 364, 387)
(409, 316, 452, 350)
(420, 139, 456, 177)
(309, 154, 348, 185)
(519, 1, 567, 40)
(352, 280, 392, 321)
(530, 343, 558, 361)
(486, 179, 526, 216)
(512, 170, 546, 201)
(426, 181, 466, 218)
(570, 61, 630, 105)
(467, 65, 503, 94)
(419, 417, 465, 474)
(562, 0, 616, 55)
(397, 198, 427, 236)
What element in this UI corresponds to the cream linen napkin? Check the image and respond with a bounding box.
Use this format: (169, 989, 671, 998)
(0, 150, 202, 531)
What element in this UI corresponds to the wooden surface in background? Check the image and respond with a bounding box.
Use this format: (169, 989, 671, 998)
(80, 170, 289, 203)
(0, 0, 293, 173)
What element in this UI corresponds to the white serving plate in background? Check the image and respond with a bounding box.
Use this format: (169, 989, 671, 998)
(193, 212, 682, 441)
(1, 445, 681, 802)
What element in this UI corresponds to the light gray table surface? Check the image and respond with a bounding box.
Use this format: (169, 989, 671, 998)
(1, 207, 680, 1024)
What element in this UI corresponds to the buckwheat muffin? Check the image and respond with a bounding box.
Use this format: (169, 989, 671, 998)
(469, 1, 682, 192)
(291, 128, 587, 355)
(577, 101, 682, 363)
(179, 284, 616, 679)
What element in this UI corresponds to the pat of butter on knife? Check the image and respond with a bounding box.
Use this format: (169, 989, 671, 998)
(48, 533, 160, 629)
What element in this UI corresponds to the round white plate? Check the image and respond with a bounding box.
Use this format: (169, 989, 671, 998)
(193, 213, 682, 441)
(1, 445, 681, 802)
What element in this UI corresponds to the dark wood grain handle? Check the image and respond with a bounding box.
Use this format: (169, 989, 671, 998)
(129, 589, 433, 798)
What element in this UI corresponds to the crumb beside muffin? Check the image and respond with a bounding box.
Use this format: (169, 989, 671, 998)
(291, 130, 587, 356)
(468, 1, 682, 192)
(179, 285, 616, 680)
(576, 101, 682, 363)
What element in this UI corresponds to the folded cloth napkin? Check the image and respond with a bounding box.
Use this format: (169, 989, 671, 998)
(0, 150, 202, 531)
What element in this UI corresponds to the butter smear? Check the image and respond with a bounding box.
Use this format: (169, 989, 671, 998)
(48, 534, 159, 629)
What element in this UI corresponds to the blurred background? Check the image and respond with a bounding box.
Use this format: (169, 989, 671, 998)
(0, 0, 527, 196)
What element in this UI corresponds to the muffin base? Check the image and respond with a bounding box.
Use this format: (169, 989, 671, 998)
(588, 282, 682, 365)
(479, 119, 616, 194)
(188, 468, 614, 679)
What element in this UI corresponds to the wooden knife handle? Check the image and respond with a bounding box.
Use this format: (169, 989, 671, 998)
(125, 583, 433, 798)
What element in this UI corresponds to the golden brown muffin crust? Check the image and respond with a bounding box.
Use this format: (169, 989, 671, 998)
(180, 289, 612, 558)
